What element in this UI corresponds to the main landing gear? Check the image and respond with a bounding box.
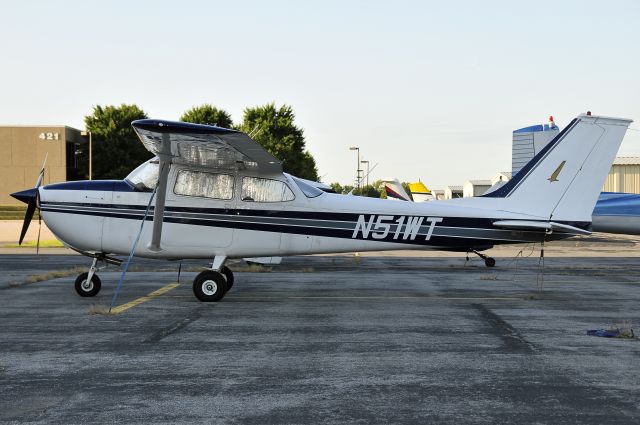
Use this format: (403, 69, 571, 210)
(192, 256, 234, 302)
(468, 249, 496, 268)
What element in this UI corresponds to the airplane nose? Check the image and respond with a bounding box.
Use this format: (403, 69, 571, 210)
(10, 188, 37, 205)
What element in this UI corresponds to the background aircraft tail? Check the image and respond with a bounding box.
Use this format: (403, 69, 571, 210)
(482, 114, 632, 222)
(383, 178, 412, 201)
(408, 181, 435, 202)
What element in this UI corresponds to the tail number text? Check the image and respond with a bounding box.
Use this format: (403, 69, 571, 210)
(352, 215, 443, 241)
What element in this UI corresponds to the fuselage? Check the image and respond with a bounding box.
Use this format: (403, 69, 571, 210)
(37, 164, 577, 260)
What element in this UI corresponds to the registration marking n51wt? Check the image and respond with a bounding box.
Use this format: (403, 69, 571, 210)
(352, 215, 443, 241)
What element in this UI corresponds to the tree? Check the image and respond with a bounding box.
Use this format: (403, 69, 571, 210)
(239, 103, 319, 181)
(180, 104, 233, 128)
(79, 104, 150, 180)
(353, 184, 382, 198)
(330, 182, 344, 194)
(330, 180, 402, 199)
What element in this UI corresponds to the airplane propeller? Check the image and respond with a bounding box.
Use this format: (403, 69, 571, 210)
(10, 155, 47, 247)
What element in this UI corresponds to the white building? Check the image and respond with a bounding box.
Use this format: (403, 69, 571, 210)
(431, 189, 445, 200)
(463, 180, 492, 198)
(491, 171, 512, 186)
(444, 185, 463, 199)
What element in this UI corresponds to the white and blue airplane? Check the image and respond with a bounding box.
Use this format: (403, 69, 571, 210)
(11, 113, 632, 302)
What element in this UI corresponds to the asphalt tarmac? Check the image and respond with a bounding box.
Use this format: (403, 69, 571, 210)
(1, 252, 639, 424)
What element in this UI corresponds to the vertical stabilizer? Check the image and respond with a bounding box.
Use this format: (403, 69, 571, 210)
(483, 114, 632, 222)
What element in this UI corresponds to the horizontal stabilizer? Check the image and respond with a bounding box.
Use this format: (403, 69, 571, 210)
(493, 220, 591, 235)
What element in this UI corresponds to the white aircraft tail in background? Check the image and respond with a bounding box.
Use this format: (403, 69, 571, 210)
(382, 178, 411, 201)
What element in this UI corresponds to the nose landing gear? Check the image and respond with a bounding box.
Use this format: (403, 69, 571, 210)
(75, 272, 102, 297)
(75, 257, 102, 297)
(72, 253, 122, 297)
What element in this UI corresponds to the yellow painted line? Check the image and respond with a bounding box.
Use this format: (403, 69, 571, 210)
(110, 283, 181, 314)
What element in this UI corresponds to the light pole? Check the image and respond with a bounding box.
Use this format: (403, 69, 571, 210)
(81, 131, 92, 180)
(361, 160, 370, 187)
(349, 146, 360, 193)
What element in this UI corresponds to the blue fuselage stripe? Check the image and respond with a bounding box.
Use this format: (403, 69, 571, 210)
(40, 201, 584, 248)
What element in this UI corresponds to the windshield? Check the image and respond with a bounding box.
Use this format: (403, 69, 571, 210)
(125, 158, 159, 191)
(290, 175, 324, 198)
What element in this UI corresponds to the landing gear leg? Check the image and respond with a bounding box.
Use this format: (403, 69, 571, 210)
(75, 257, 102, 297)
(469, 250, 496, 268)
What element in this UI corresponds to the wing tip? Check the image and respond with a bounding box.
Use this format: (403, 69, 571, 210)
(131, 119, 238, 135)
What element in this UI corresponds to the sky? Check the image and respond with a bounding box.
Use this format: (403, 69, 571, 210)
(1, 0, 639, 188)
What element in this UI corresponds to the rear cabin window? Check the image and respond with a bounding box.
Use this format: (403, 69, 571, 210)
(174, 170, 234, 200)
(241, 177, 295, 202)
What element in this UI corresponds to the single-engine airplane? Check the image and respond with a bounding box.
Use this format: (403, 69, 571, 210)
(11, 113, 632, 302)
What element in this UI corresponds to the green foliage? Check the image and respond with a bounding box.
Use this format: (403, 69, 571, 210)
(352, 184, 382, 198)
(79, 104, 150, 179)
(342, 185, 354, 194)
(329, 179, 411, 200)
(180, 104, 233, 128)
(239, 103, 319, 181)
(78, 102, 319, 182)
(330, 182, 344, 194)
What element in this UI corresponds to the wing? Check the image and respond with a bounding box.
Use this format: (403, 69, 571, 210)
(131, 119, 282, 252)
(131, 119, 282, 173)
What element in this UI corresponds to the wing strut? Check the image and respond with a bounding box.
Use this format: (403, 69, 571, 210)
(148, 133, 172, 252)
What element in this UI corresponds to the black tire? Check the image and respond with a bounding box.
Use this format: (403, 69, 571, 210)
(485, 257, 496, 268)
(75, 272, 102, 297)
(220, 266, 234, 290)
(193, 271, 228, 302)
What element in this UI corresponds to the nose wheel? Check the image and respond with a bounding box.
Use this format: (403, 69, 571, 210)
(72, 254, 121, 298)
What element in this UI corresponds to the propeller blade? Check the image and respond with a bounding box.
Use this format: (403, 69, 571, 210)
(13, 155, 46, 247)
(19, 198, 37, 245)
(36, 210, 42, 255)
(35, 153, 48, 188)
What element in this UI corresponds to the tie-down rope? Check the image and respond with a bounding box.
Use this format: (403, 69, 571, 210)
(109, 186, 158, 313)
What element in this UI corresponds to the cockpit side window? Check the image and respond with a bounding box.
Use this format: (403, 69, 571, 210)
(174, 170, 234, 200)
(241, 177, 295, 202)
(125, 159, 159, 192)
